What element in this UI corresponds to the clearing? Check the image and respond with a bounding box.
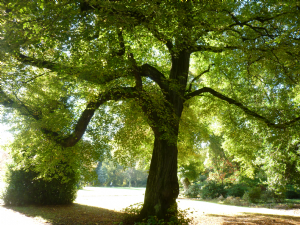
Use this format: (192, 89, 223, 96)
(0, 187, 300, 224)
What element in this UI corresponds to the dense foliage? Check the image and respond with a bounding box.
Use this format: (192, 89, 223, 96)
(0, 0, 300, 220)
(93, 161, 148, 187)
(2, 163, 79, 206)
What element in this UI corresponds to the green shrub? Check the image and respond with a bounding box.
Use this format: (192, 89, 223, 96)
(2, 164, 79, 206)
(123, 203, 192, 224)
(226, 183, 248, 197)
(200, 181, 226, 199)
(184, 184, 201, 198)
(285, 185, 300, 199)
(247, 187, 261, 203)
(260, 190, 276, 203)
(285, 190, 300, 199)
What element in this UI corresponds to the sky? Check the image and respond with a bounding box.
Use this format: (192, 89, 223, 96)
(0, 124, 13, 149)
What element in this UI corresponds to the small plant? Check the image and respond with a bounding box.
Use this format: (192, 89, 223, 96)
(223, 196, 242, 205)
(122, 203, 192, 224)
(242, 192, 251, 204)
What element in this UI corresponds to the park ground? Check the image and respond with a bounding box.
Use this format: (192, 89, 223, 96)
(0, 186, 300, 225)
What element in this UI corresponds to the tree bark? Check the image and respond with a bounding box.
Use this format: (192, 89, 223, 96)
(139, 50, 190, 220)
(140, 134, 179, 220)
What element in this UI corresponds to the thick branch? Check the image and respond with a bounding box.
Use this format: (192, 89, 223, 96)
(17, 53, 64, 71)
(43, 87, 138, 147)
(1, 85, 137, 147)
(191, 45, 239, 54)
(140, 64, 168, 93)
(185, 87, 300, 129)
(16, 54, 127, 85)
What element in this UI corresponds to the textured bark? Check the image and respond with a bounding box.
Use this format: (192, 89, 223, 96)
(140, 134, 179, 220)
(139, 50, 190, 220)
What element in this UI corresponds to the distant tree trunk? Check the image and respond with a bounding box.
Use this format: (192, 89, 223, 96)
(182, 177, 191, 192)
(129, 178, 131, 187)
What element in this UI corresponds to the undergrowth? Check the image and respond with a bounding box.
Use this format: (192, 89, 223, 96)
(121, 203, 193, 225)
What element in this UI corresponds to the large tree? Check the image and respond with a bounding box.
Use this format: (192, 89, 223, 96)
(1, 1, 300, 220)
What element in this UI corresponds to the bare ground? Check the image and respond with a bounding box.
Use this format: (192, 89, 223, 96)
(1, 187, 300, 224)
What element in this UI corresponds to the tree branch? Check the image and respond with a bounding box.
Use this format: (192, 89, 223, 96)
(1, 84, 137, 147)
(17, 53, 64, 72)
(140, 64, 168, 93)
(40, 87, 138, 147)
(190, 45, 239, 54)
(15, 53, 128, 85)
(187, 64, 214, 93)
(0, 84, 42, 120)
(112, 28, 126, 57)
(80, 1, 174, 51)
(185, 87, 300, 129)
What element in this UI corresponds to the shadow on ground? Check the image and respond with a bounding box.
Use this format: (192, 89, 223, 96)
(3, 203, 126, 225)
(206, 212, 300, 225)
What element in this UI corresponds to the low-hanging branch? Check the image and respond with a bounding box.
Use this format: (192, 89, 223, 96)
(185, 87, 300, 129)
(1, 85, 138, 148)
(43, 86, 138, 147)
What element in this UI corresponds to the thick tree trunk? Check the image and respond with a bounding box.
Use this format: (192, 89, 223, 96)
(139, 50, 190, 220)
(140, 134, 179, 220)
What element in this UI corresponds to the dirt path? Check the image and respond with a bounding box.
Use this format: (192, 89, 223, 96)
(1, 187, 300, 224)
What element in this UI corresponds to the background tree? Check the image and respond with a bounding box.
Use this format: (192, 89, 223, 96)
(1, 1, 300, 221)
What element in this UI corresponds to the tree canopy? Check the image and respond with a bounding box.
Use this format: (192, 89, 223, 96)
(0, 0, 300, 221)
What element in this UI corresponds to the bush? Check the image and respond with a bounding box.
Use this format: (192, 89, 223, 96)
(285, 190, 300, 199)
(2, 164, 79, 206)
(123, 203, 192, 224)
(247, 187, 261, 203)
(226, 183, 248, 197)
(200, 181, 226, 199)
(184, 184, 201, 198)
(260, 190, 276, 203)
(223, 196, 242, 205)
(285, 185, 300, 199)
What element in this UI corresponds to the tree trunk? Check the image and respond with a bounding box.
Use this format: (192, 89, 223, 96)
(140, 134, 179, 220)
(182, 177, 191, 192)
(139, 50, 190, 220)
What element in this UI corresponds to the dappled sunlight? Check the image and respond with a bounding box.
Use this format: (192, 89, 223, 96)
(1, 187, 300, 224)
